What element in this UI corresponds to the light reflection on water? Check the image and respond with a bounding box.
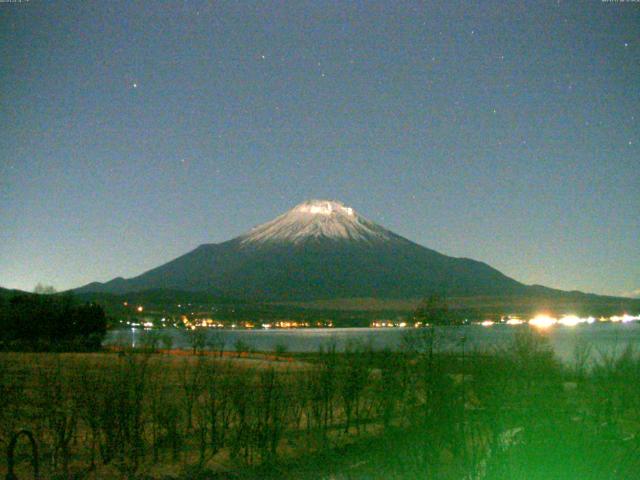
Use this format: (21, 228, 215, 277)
(106, 323, 640, 364)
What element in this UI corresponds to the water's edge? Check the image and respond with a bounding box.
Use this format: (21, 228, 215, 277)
(106, 323, 640, 364)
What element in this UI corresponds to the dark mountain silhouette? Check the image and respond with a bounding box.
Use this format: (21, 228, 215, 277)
(75, 200, 527, 300)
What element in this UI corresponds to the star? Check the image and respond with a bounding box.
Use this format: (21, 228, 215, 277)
(132, 83, 138, 89)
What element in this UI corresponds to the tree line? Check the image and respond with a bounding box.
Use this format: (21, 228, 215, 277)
(0, 291, 107, 351)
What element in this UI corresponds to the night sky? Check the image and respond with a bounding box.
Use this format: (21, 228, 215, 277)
(1, 1, 638, 297)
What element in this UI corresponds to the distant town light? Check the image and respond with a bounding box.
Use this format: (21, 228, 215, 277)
(529, 314, 557, 329)
(612, 313, 640, 323)
(506, 318, 523, 325)
(558, 315, 581, 327)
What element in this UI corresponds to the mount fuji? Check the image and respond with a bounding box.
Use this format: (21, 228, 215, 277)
(76, 200, 529, 300)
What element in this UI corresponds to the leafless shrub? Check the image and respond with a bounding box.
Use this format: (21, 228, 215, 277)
(35, 360, 77, 477)
(179, 356, 206, 432)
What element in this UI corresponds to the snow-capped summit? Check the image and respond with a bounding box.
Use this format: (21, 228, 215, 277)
(240, 200, 394, 245)
(292, 200, 354, 216)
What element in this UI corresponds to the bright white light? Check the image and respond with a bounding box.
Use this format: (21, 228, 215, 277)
(614, 314, 640, 323)
(529, 315, 557, 329)
(481, 320, 494, 327)
(558, 315, 581, 327)
(506, 319, 524, 325)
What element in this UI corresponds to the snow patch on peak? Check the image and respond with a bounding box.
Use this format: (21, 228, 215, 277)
(293, 200, 354, 217)
(240, 200, 393, 245)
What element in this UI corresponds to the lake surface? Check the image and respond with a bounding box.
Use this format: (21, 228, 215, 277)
(106, 322, 640, 364)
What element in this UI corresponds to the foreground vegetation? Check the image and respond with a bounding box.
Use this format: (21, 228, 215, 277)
(1, 329, 640, 479)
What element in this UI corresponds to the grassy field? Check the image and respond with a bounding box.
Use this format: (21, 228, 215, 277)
(2, 329, 640, 479)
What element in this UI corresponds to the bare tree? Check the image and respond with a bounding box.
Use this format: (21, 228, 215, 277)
(33, 283, 57, 295)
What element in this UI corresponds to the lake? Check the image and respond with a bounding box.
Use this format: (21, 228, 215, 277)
(106, 322, 640, 364)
